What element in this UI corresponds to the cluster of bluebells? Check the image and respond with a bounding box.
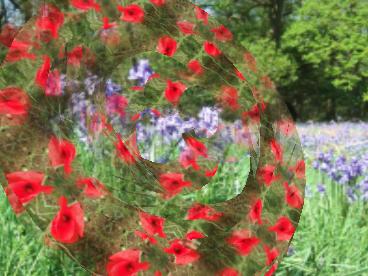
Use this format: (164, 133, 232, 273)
(65, 59, 253, 162)
(60, 59, 154, 147)
(135, 107, 255, 163)
(299, 122, 368, 202)
(136, 108, 220, 161)
(312, 151, 365, 201)
(68, 74, 101, 146)
(299, 121, 368, 159)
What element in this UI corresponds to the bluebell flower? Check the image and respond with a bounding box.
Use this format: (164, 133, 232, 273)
(128, 59, 154, 86)
(346, 187, 358, 203)
(105, 79, 122, 96)
(317, 184, 326, 195)
(196, 106, 220, 138)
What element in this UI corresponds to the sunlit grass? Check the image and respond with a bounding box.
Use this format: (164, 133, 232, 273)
(278, 163, 368, 275)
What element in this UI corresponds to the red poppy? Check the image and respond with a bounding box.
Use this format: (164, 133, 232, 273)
(139, 211, 166, 238)
(35, 4, 64, 42)
(277, 118, 296, 136)
(243, 52, 257, 73)
(5, 39, 36, 62)
(4, 186, 24, 214)
(5, 171, 53, 205)
(106, 249, 149, 276)
(101, 114, 114, 133)
(115, 134, 136, 164)
(265, 263, 278, 276)
(184, 136, 208, 158)
(0, 86, 29, 116)
(219, 86, 239, 110)
(257, 165, 280, 187)
(248, 198, 262, 225)
(195, 6, 208, 25)
(151, 108, 161, 117)
(134, 230, 157, 244)
(157, 36, 178, 57)
(283, 182, 304, 209)
(204, 41, 222, 57)
(177, 21, 196, 35)
(164, 239, 200, 265)
(88, 112, 104, 137)
(268, 216, 295, 241)
(234, 68, 246, 81)
(187, 59, 203, 75)
(218, 267, 240, 276)
(186, 203, 223, 221)
(67, 45, 84, 66)
(179, 149, 200, 170)
(150, 0, 165, 6)
(45, 69, 62, 96)
(76, 177, 108, 198)
(289, 160, 305, 179)
(127, 132, 141, 157)
(106, 94, 128, 117)
(131, 113, 141, 122)
(71, 0, 100, 12)
(242, 102, 266, 123)
(164, 80, 187, 105)
(263, 245, 279, 266)
(101, 17, 117, 30)
(185, 230, 205, 240)
(35, 55, 51, 89)
(130, 86, 144, 91)
(226, 229, 260, 256)
(148, 73, 161, 82)
(154, 271, 163, 276)
(117, 4, 145, 23)
(48, 136, 76, 175)
(211, 25, 233, 42)
(205, 164, 218, 177)
(0, 23, 18, 47)
(159, 173, 192, 199)
(270, 139, 283, 163)
(50, 196, 84, 244)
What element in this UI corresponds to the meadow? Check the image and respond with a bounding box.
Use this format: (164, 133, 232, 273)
(0, 0, 366, 274)
(0, 121, 367, 276)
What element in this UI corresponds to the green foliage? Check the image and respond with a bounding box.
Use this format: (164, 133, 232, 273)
(283, 0, 368, 94)
(196, 0, 368, 120)
(241, 38, 297, 86)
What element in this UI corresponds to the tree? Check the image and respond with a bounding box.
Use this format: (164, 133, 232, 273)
(196, 0, 301, 48)
(282, 0, 368, 119)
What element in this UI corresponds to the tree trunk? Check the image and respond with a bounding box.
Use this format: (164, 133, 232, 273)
(269, 0, 285, 49)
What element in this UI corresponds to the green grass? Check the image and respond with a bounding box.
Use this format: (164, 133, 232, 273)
(0, 142, 367, 275)
(278, 164, 368, 276)
(0, 190, 86, 276)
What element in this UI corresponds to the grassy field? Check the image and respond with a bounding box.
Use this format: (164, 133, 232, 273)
(0, 134, 367, 275)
